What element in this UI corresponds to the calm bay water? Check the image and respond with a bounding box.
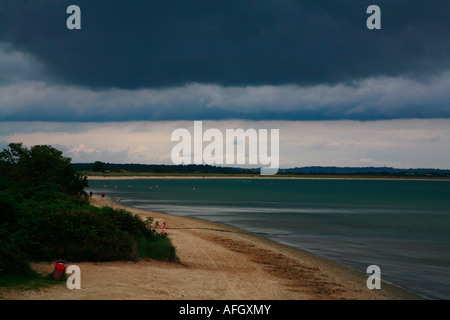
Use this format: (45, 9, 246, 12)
(87, 178, 450, 299)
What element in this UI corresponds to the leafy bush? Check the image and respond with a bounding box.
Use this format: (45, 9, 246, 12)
(0, 143, 177, 279)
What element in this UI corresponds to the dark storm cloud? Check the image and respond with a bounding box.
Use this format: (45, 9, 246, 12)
(0, 0, 449, 89)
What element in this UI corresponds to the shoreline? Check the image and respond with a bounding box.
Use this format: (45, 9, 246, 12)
(98, 196, 422, 300)
(1, 195, 420, 300)
(85, 175, 449, 181)
(103, 196, 422, 300)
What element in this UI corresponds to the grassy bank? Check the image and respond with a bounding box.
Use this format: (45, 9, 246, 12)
(0, 270, 67, 294)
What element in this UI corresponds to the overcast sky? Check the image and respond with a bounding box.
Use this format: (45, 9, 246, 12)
(0, 1, 448, 168)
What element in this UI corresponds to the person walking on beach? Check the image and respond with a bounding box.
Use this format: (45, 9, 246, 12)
(101, 192, 104, 201)
(161, 222, 166, 235)
(89, 191, 93, 199)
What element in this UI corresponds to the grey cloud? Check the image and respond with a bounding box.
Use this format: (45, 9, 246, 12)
(0, 72, 449, 121)
(0, 42, 47, 84)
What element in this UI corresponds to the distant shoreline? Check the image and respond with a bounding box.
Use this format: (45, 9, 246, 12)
(86, 175, 450, 181)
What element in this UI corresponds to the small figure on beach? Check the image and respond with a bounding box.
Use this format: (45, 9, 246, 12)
(101, 192, 104, 200)
(161, 222, 166, 235)
(89, 191, 93, 199)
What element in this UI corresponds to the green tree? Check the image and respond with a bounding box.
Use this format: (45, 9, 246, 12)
(0, 143, 87, 195)
(92, 161, 105, 172)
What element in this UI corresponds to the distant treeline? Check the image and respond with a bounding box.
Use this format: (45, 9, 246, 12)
(74, 162, 257, 174)
(280, 166, 450, 176)
(73, 162, 450, 177)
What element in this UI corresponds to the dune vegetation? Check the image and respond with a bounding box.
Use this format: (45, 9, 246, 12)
(0, 143, 177, 285)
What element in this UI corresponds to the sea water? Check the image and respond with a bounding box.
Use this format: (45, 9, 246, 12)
(87, 178, 450, 299)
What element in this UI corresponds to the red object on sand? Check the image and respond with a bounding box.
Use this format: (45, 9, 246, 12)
(53, 260, 67, 281)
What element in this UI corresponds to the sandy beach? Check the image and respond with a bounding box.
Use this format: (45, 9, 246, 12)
(1, 194, 419, 300)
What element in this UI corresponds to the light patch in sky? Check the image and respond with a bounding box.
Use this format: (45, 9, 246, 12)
(0, 120, 449, 169)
